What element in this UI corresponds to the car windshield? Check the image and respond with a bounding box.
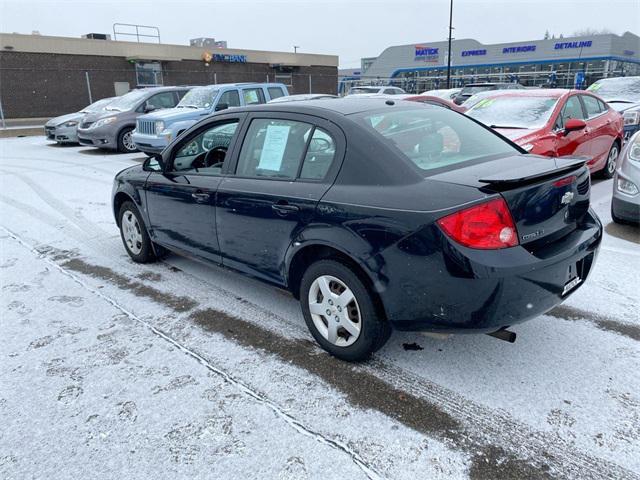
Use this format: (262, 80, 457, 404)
(80, 97, 114, 113)
(467, 95, 559, 129)
(349, 87, 380, 94)
(587, 77, 640, 103)
(177, 87, 219, 109)
(460, 85, 496, 96)
(355, 107, 518, 173)
(104, 90, 150, 112)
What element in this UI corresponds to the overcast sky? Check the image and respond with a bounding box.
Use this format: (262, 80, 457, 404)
(1, 0, 639, 68)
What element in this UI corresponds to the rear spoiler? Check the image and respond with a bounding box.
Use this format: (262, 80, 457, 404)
(478, 157, 587, 186)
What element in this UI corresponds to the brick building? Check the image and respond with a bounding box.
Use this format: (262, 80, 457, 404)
(0, 33, 339, 118)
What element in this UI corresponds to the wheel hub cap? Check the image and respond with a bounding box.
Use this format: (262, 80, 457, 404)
(121, 210, 143, 255)
(308, 275, 361, 347)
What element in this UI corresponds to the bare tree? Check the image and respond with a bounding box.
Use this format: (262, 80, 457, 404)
(573, 28, 614, 36)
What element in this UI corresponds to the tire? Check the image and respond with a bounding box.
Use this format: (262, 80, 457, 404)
(599, 142, 619, 179)
(117, 127, 138, 153)
(118, 201, 161, 263)
(300, 259, 391, 361)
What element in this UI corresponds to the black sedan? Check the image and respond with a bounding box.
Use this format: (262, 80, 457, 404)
(112, 98, 602, 361)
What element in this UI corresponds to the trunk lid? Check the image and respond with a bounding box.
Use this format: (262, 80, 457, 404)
(431, 154, 591, 247)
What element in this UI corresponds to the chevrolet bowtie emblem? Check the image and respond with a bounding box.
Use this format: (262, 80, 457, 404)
(561, 191, 574, 205)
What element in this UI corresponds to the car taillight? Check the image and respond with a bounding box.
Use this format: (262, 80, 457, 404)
(437, 198, 519, 249)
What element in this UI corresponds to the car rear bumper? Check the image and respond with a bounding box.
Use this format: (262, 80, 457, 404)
(380, 210, 603, 333)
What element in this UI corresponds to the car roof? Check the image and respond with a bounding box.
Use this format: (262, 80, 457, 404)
(234, 96, 430, 116)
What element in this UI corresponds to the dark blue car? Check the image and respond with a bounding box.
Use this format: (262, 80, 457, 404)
(112, 98, 602, 361)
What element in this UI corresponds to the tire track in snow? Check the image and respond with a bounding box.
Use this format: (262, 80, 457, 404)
(2, 227, 386, 480)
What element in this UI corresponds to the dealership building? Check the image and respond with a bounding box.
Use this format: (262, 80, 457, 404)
(343, 31, 639, 93)
(0, 32, 338, 118)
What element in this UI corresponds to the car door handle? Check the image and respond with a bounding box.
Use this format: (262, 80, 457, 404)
(272, 202, 299, 214)
(191, 191, 210, 202)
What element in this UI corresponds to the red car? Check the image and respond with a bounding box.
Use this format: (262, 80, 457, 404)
(466, 89, 624, 177)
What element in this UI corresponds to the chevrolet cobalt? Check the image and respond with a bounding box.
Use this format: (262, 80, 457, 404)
(112, 98, 602, 361)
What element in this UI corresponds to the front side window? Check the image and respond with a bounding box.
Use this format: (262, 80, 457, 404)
(218, 90, 241, 108)
(467, 95, 559, 129)
(582, 95, 603, 118)
(236, 119, 313, 179)
(355, 107, 518, 174)
(172, 121, 239, 174)
(242, 88, 266, 105)
(146, 92, 177, 110)
(557, 96, 586, 129)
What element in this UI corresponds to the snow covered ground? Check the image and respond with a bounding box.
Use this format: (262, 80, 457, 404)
(1, 136, 639, 479)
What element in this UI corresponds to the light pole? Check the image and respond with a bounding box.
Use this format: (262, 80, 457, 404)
(293, 45, 300, 54)
(446, 0, 454, 88)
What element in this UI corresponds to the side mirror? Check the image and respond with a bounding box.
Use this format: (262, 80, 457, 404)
(215, 103, 229, 112)
(143, 154, 165, 172)
(563, 118, 587, 135)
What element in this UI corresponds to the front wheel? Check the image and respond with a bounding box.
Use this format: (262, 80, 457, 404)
(117, 127, 138, 153)
(599, 142, 619, 179)
(118, 201, 159, 263)
(300, 260, 391, 361)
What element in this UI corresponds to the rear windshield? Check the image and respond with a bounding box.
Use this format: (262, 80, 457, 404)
(466, 95, 559, 129)
(354, 108, 518, 173)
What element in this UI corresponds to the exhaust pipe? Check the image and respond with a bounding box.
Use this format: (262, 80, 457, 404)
(487, 328, 516, 343)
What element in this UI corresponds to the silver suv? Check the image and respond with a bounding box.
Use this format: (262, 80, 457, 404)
(77, 86, 191, 153)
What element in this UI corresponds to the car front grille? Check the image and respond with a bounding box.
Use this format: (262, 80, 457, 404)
(80, 121, 93, 129)
(137, 119, 156, 135)
(577, 177, 590, 195)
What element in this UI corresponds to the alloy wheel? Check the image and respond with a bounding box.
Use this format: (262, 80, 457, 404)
(606, 145, 618, 176)
(308, 275, 362, 347)
(123, 130, 136, 152)
(121, 210, 143, 255)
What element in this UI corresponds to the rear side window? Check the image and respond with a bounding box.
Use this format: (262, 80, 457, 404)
(236, 119, 313, 179)
(268, 87, 285, 100)
(300, 128, 336, 180)
(242, 88, 266, 105)
(355, 108, 517, 173)
(219, 90, 241, 107)
(582, 95, 604, 118)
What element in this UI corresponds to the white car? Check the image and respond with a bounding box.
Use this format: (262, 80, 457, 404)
(420, 88, 461, 100)
(347, 86, 406, 95)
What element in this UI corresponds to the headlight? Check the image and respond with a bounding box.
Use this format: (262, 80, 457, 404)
(623, 111, 640, 126)
(155, 120, 165, 134)
(617, 177, 639, 195)
(91, 117, 117, 129)
(520, 143, 534, 152)
(62, 120, 78, 128)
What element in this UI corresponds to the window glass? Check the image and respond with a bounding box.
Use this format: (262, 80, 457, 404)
(597, 99, 608, 112)
(560, 96, 586, 127)
(467, 95, 559, 129)
(219, 90, 241, 107)
(242, 88, 266, 105)
(135, 62, 163, 86)
(355, 107, 517, 174)
(178, 87, 218, 109)
(236, 119, 312, 179)
(300, 128, 336, 180)
(173, 121, 239, 174)
(274, 74, 293, 87)
(582, 95, 603, 118)
(268, 87, 285, 100)
(147, 92, 177, 110)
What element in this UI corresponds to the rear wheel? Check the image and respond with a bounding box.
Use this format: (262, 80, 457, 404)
(599, 142, 619, 179)
(117, 127, 138, 153)
(300, 260, 391, 361)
